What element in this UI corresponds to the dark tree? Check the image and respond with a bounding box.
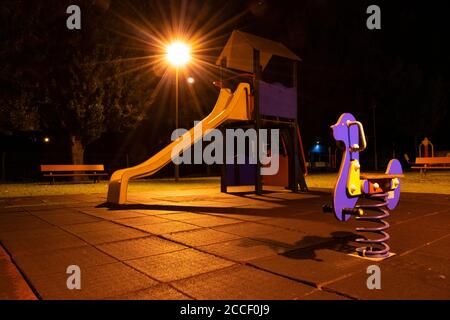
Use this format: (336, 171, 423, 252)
(0, 0, 151, 164)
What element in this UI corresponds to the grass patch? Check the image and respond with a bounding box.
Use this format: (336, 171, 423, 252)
(0, 177, 220, 198)
(1, 171, 450, 198)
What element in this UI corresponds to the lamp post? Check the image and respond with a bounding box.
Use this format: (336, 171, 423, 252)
(373, 103, 378, 171)
(175, 66, 179, 182)
(166, 41, 191, 181)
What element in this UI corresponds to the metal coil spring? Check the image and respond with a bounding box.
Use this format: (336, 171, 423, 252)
(355, 192, 391, 258)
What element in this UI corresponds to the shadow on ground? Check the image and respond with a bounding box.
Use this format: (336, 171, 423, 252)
(253, 231, 359, 262)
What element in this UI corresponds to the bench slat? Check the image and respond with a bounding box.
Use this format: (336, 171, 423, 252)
(43, 173, 108, 177)
(415, 157, 450, 165)
(360, 173, 404, 179)
(40, 164, 104, 172)
(411, 166, 450, 169)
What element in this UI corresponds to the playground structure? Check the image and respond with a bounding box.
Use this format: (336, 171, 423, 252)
(216, 30, 307, 194)
(107, 31, 308, 204)
(419, 137, 434, 157)
(323, 113, 403, 259)
(308, 144, 337, 172)
(405, 137, 450, 176)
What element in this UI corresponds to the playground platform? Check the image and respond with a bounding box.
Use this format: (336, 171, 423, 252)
(0, 185, 449, 300)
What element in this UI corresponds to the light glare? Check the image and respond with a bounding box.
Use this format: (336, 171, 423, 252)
(166, 41, 191, 67)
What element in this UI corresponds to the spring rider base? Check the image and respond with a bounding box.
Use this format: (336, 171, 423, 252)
(323, 113, 403, 261)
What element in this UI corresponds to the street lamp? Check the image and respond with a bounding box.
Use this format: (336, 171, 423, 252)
(166, 41, 191, 182)
(166, 41, 191, 67)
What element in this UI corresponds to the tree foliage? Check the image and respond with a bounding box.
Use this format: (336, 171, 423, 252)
(0, 0, 152, 162)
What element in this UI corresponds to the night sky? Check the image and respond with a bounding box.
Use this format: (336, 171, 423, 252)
(1, 0, 449, 179)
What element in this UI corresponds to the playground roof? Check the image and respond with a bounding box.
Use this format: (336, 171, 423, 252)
(216, 30, 301, 73)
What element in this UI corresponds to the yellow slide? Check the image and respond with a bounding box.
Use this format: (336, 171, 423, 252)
(107, 83, 251, 204)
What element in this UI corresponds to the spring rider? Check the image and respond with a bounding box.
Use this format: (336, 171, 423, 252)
(323, 113, 403, 260)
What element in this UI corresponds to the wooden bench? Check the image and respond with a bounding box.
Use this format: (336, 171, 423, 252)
(40, 164, 108, 183)
(410, 157, 450, 175)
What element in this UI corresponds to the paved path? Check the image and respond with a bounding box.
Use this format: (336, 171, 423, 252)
(0, 186, 449, 299)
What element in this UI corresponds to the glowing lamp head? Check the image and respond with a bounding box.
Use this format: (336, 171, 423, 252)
(166, 41, 191, 67)
(187, 76, 195, 84)
(43, 137, 50, 143)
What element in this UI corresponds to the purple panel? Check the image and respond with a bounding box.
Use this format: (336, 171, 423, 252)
(226, 164, 236, 185)
(331, 113, 359, 221)
(226, 163, 256, 186)
(259, 81, 297, 119)
(386, 159, 402, 210)
(239, 164, 257, 184)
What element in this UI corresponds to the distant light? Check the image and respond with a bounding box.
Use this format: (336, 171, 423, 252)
(316, 141, 320, 145)
(43, 137, 50, 143)
(187, 76, 195, 84)
(166, 41, 191, 67)
(312, 144, 322, 153)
